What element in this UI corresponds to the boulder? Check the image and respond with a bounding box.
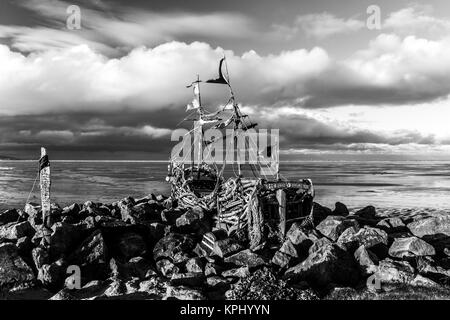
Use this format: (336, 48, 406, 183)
(206, 275, 231, 290)
(333, 202, 349, 216)
(407, 216, 450, 253)
(0, 243, 35, 289)
(355, 206, 377, 219)
(164, 285, 206, 300)
(204, 262, 223, 277)
(175, 206, 209, 233)
(161, 208, 184, 224)
(410, 275, 441, 288)
(316, 216, 357, 241)
(37, 259, 67, 287)
(388, 236, 435, 258)
(0, 209, 19, 225)
(214, 237, 244, 258)
(226, 267, 320, 300)
(153, 233, 196, 263)
(376, 217, 406, 233)
(271, 239, 300, 269)
(337, 226, 388, 251)
(156, 259, 180, 278)
(336, 226, 359, 251)
(407, 216, 450, 239)
(24, 203, 41, 226)
(311, 202, 332, 226)
(372, 258, 415, 285)
(16, 236, 32, 253)
(185, 257, 205, 273)
(170, 272, 205, 287)
(117, 232, 147, 259)
(224, 249, 267, 268)
(32, 246, 50, 270)
(61, 203, 80, 217)
(110, 257, 155, 280)
(285, 243, 360, 288)
(416, 256, 450, 284)
(70, 230, 108, 265)
(148, 222, 170, 242)
(308, 237, 332, 255)
(354, 245, 378, 275)
(48, 222, 83, 257)
(221, 266, 250, 279)
(127, 257, 156, 279)
(0, 221, 34, 240)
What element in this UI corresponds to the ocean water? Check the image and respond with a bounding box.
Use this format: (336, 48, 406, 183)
(1, 160, 450, 212)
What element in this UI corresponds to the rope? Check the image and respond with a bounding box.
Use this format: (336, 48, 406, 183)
(26, 171, 39, 204)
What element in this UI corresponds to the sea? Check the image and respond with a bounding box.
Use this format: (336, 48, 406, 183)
(1, 160, 450, 212)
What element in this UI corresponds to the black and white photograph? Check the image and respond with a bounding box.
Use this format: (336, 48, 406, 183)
(1, 0, 450, 307)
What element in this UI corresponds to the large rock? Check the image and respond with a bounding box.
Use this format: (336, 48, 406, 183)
(0, 209, 19, 225)
(333, 202, 349, 217)
(37, 259, 67, 287)
(153, 233, 196, 263)
(117, 232, 147, 259)
(372, 258, 415, 285)
(407, 216, 450, 239)
(337, 226, 388, 251)
(110, 257, 155, 280)
(407, 216, 450, 253)
(376, 217, 406, 233)
(185, 257, 205, 273)
(70, 230, 108, 265)
(416, 256, 450, 284)
(271, 239, 299, 269)
(222, 266, 251, 279)
(285, 243, 360, 288)
(308, 237, 332, 255)
(224, 249, 267, 268)
(0, 243, 35, 289)
(311, 203, 332, 226)
(175, 206, 209, 233)
(24, 203, 41, 226)
(0, 221, 34, 240)
(316, 216, 357, 241)
(170, 272, 205, 287)
(355, 206, 377, 219)
(354, 245, 378, 275)
(48, 222, 83, 257)
(214, 237, 244, 258)
(388, 236, 435, 258)
(32, 246, 50, 270)
(156, 259, 180, 278)
(164, 285, 206, 300)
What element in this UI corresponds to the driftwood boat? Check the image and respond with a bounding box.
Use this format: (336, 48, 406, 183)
(166, 58, 315, 254)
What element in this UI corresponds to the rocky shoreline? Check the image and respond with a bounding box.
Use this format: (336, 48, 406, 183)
(0, 195, 449, 300)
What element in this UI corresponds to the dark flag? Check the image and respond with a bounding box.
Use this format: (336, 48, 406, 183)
(206, 58, 229, 85)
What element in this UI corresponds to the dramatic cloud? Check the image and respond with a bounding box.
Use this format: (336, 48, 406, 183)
(272, 12, 364, 40)
(384, 6, 450, 38)
(0, 0, 254, 54)
(295, 13, 365, 39)
(2, 1, 450, 159)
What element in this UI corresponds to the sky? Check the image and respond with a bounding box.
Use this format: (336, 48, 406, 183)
(1, 0, 450, 160)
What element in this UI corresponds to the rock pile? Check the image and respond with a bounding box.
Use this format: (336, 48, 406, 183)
(0, 198, 449, 300)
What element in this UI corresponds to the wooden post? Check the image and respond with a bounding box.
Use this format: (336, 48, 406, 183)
(39, 147, 51, 229)
(276, 189, 286, 238)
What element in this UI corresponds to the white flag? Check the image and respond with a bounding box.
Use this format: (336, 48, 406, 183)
(186, 83, 201, 111)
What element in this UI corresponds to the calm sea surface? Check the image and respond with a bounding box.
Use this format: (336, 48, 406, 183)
(1, 160, 450, 211)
